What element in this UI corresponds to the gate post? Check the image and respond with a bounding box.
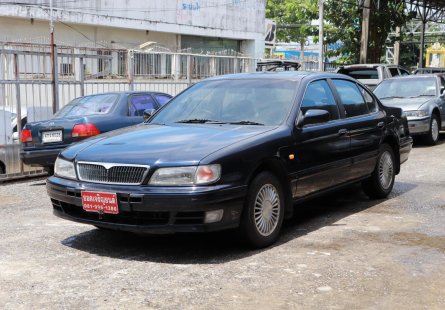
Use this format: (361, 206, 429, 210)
(127, 50, 134, 91)
(13, 53, 23, 174)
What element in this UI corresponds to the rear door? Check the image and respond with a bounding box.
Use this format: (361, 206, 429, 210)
(330, 79, 385, 180)
(292, 79, 352, 198)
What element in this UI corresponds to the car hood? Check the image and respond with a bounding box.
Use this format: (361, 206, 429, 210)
(62, 123, 276, 165)
(379, 97, 434, 111)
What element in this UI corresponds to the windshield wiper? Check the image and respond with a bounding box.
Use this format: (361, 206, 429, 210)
(379, 96, 406, 99)
(408, 94, 434, 98)
(176, 119, 226, 124)
(228, 120, 265, 125)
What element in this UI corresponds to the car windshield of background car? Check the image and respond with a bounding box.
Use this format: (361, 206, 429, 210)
(54, 94, 119, 118)
(374, 78, 437, 99)
(149, 79, 297, 126)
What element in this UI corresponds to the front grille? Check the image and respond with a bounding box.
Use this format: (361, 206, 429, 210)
(77, 162, 149, 185)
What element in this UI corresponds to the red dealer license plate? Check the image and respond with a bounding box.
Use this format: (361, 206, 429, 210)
(81, 191, 119, 215)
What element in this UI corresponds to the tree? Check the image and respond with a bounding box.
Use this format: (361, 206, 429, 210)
(324, 0, 411, 63)
(266, 0, 318, 58)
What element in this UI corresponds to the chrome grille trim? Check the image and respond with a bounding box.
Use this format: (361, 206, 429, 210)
(76, 161, 150, 185)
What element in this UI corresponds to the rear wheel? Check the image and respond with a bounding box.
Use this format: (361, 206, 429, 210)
(424, 114, 440, 145)
(240, 172, 285, 248)
(362, 144, 395, 199)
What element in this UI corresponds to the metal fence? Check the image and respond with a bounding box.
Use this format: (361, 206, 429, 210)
(0, 43, 258, 181)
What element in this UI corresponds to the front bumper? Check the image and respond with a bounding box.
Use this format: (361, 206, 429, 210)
(407, 117, 430, 135)
(46, 176, 247, 233)
(20, 146, 68, 167)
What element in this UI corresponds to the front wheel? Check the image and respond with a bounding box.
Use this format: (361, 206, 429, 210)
(424, 114, 440, 145)
(240, 172, 285, 248)
(362, 144, 395, 199)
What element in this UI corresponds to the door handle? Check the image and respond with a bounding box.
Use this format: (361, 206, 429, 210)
(338, 128, 349, 136)
(377, 121, 385, 128)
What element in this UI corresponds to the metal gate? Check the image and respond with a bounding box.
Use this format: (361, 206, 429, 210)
(0, 43, 257, 181)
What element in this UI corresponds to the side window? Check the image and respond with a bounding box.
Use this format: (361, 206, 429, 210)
(440, 77, 445, 94)
(332, 79, 369, 117)
(389, 67, 400, 77)
(154, 94, 172, 106)
(358, 85, 378, 113)
(129, 95, 156, 116)
(400, 69, 410, 76)
(300, 80, 340, 121)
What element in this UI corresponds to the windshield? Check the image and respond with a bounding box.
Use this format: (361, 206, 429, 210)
(54, 93, 119, 118)
(149, 79, 297, 126)
(374, 78, 437, 99)
(338, 68, 378, 80)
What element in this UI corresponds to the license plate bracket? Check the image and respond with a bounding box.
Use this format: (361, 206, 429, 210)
(42, 130, 62, 143)
(81, 191, 119, 215)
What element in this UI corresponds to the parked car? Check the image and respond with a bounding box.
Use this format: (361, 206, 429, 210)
(47, 72, 412, 248)
(337, 64, 410, 90)
(413, 67, 445, 74)
(374, 74, 445, 145)
(0, 110, 27, 175)
(256, 60, 300, 72)
(20, 91, 172, 173)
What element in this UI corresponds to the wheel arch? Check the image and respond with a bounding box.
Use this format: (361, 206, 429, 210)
(247, 157, 293, 219)
(382, 135, 400, 175)
(431, 107, 441, 130)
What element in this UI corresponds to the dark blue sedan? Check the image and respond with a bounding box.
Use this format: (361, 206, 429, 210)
(47, 72, 412, 248)
(20, 91, 172, 172)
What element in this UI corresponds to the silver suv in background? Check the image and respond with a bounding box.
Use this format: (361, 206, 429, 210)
(336, 64, 410, 90)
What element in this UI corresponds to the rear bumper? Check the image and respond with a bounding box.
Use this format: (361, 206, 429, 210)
(20, 146, 67, 167)
(46, 176, 247, 233)
(399, 136, 413, 165)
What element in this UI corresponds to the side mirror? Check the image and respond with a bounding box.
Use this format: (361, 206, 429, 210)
(297, 109, 330, 127)
(143, 108, 156, 121)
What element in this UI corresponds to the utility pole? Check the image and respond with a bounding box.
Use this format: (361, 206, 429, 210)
(394, 26, 401, 65)
(49, 0, 57, 114)
(359, 0, 371, 64)
(318, 0, 324, 71)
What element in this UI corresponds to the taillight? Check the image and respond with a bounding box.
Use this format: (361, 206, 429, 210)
(72, 124, 100, 138)
(20, 129, 32, 143)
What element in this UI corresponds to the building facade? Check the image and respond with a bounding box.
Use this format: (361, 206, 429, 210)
(0, 0, 266, 58)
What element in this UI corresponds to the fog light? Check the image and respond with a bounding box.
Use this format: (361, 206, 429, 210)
(204, 209, 224, 224)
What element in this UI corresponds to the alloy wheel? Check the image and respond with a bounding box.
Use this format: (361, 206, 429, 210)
(254, 184, 280, 236)
(378, 151, 394, 190)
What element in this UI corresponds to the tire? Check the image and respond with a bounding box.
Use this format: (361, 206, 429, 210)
(240, 172, 285, 248)
(44, 166, 54, 176)
(424, 114, 440, 145)
(362, 144, 395, 199)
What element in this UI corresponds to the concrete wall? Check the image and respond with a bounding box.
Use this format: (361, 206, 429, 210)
(0, 0, 266, 57)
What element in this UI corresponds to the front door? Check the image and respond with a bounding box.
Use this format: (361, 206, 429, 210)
(292, 79, 352, 198)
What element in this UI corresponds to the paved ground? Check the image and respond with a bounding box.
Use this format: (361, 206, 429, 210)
(0, 138, 444, 310)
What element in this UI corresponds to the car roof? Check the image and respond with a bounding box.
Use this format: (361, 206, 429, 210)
(339, 64, 402, 69)
(381, 74, 439, 82)
(205, 71, 352, 82)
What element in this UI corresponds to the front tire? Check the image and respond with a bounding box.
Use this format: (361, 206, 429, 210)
(424, 114, 440, 145)
(240, 172, 285, 248)
(362, 144, 395, 199)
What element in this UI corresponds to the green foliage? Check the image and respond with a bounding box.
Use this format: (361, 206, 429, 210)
(266, 0, 318, 44)
(324, 0, 410, 63)
(266, 0, 413, 64)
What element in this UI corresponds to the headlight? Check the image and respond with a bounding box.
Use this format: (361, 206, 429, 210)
(404, 110, 429, 117)
(149, 164, 221, 186)
(54, 157, 77, 180)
